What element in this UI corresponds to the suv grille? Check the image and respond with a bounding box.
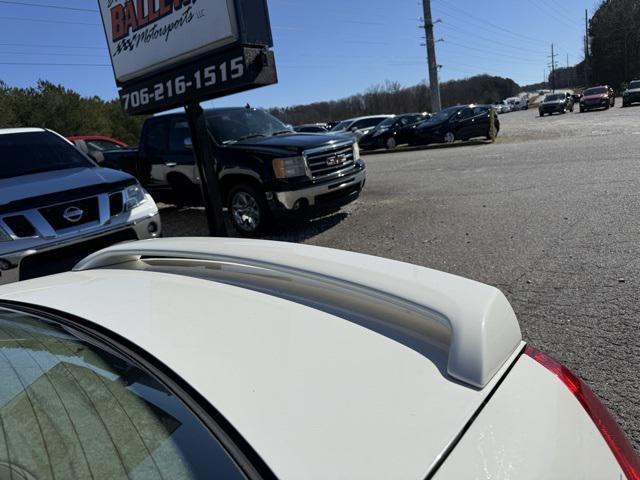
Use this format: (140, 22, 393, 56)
(39, 197, 100, 231)
(306, 145, 355, 180)
(3, 215, 36, 238)
(109, 192, 124, 216)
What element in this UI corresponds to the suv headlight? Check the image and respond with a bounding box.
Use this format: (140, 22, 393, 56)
(124, 183, 146, 211)
(273, 157, 308, 179)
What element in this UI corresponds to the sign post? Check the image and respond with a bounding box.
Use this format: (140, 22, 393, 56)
(96, 0, 278, 236)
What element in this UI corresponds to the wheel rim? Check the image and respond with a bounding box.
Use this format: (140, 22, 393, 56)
(231, 191, 260, 232)
(444, 132, 455, 144)
(386, 137, 397, 150)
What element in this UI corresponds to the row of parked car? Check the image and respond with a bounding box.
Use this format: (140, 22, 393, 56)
(537, 81, 640, 116)
(295, 104, 500, 152)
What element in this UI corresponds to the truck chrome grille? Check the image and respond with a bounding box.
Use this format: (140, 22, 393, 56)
(306, 145, 355, 180)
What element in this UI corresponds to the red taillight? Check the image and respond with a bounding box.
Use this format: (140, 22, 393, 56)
(525, 346, 640, 480)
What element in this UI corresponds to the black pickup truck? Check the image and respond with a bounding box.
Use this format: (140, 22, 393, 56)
(102, 107, 366, 236)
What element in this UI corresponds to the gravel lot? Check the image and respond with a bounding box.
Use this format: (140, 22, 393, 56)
(162, 103, 640, 449)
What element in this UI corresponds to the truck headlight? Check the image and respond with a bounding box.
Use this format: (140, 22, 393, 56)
(0, 226, 12, 243)
(353, 143, 360, 161)
(124, 184, 146, 211)
(273, 157, 308, 179)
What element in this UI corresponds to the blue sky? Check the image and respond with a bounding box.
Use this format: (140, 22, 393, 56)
(0, 0, 593, 109)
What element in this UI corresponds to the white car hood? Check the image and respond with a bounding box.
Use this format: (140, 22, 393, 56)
(0, 269, 522, 480)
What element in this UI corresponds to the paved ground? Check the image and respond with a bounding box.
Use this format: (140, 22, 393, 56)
(162, 103, 640, 449)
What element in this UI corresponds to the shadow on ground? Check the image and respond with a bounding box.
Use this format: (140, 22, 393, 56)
(159, 204, 348, 242)
(362, 139, 493, 156)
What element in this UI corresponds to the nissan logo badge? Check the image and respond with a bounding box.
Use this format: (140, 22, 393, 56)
(63, 206, 84, 223)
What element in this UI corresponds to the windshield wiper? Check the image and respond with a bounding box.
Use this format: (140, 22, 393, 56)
(271, 130, 293, 136)
(233, 133, 268, 143)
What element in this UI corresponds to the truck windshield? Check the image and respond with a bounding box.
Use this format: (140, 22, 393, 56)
(205, 108, 289, 145)
(0, 131, 93, 180)
(545, 94, 565, 101)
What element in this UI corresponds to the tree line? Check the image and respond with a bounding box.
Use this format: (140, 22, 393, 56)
(0, 80, 146, 145)
(589, 0, 640, 90)
(269, 75, 520, 125)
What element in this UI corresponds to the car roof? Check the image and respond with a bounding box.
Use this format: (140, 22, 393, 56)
(342, 115, 393, 122)
(0, 127, 46, 135)
(0, 238, 523, 479)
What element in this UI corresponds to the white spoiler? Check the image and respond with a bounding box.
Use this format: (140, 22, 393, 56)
(75, 238, 522, 388)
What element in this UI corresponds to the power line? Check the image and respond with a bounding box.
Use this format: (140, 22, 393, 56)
(0, 62, 110, 66)
(439, 22, 547, 56)
(439, 28, 547, 59)
(0, 15, 97, 25)
(0, 0, 97, 12)
(0, 42, 105, 50)
(0, 51, 106, 57)
(433, 0, 548, 46)
(442, 40, 543, 64)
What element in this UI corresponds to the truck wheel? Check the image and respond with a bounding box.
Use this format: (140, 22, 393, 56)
(227, 184, 270, 237)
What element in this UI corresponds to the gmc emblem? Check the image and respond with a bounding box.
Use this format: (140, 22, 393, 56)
(326, 154, 348, 167)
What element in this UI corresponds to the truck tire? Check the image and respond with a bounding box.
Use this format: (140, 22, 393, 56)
(227, 183, 271, 237)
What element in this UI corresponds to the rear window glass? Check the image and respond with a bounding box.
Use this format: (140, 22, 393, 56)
(0, 307, 246, 480)
(0, 132, 93, 180)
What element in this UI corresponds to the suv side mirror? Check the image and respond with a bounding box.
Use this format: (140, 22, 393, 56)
(184, 137, 193, 149)
(350, 126, 359, 133)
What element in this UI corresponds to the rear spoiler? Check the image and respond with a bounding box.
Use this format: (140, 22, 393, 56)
(75, 238, 522, 388)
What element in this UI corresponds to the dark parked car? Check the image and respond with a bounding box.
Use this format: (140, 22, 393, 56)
(580, 86, 615, 112)
(359, 113, 430, 151)
(293, 124, 329, 133)
(103, 108, 366, 236)
(622, 80, 640, 107)
(539, 92, 574, 116)
(411, 105, 500, 146)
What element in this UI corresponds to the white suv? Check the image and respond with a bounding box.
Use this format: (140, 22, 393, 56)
(0, 238, 636, 479)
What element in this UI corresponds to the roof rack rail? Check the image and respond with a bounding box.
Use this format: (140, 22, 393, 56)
(75, 238, 522, 388)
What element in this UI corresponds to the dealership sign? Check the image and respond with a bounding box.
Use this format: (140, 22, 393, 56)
(97, 0, 277, 115)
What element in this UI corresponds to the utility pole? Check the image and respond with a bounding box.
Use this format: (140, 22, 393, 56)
(422, 0, 442, 112)
(548, 44, 558, 92)
(584, 9, 589, 86)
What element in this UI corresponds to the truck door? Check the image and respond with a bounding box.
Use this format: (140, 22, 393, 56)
(143, 117, 171, 189)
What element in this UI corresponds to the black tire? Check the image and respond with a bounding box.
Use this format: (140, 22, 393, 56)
(227, 183, 271, 237)
(385, 137, 397, 150)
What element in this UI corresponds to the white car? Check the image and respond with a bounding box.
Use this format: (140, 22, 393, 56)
(330, 115, 393, 140)
(0, 238, 636, 479)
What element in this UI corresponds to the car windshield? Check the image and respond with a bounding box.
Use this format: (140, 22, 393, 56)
(429, 106, 461, 122)
(584, 87, 608, 95)
(628, 81, 640, 89)
(377, 117, 397, 128)
(330, 121, 353, 132)
(545, 94, 565, 101)
(0, 131, 94, 180)
(205, 108, 289, 144)
(86, 140, 125, 152)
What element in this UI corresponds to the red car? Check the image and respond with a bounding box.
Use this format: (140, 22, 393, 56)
(579, 86, 616, 112)
(67, 135, 129, 154)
